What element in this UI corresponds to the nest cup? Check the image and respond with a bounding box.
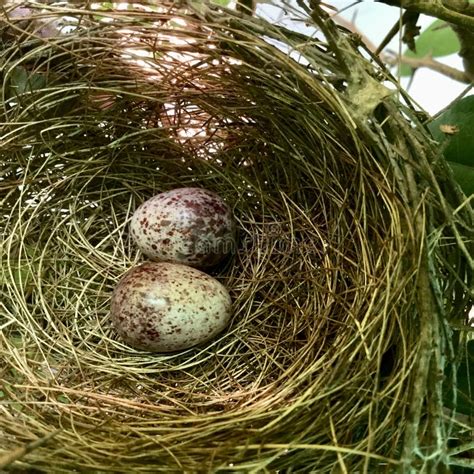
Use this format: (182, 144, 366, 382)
(1, 2, 472, 472)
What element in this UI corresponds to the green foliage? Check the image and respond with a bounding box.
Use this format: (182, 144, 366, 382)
(429, 96, 474, 167)
(429, 96, 474, 195)
(400, 20, 460, 76)
(4, 65, 79, 119)
(447, 162, 474, 196)
(7, 66, 47, 96)
(211, 0, 232, 5)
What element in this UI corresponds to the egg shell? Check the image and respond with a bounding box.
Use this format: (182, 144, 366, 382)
(110, 262, 232, 352)
(130, 187, 235, 268)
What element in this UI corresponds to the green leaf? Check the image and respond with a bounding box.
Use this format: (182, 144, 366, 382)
(212, 0, 231, 4)
(9, 66, 47, 95)
(428, 96, 474, 167)
(57, 395, 70, 404)
(428, 96, 474, 195)
(447, 162, 474, 196)
(400, 19, 460, 76)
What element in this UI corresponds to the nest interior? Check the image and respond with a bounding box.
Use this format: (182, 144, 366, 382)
(0, 1, 472, 472)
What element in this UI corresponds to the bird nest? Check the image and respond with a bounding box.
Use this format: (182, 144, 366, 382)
(1, 1, 472, 472)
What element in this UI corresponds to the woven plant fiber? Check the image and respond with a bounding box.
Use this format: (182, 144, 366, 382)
(1, 1, 472, 472)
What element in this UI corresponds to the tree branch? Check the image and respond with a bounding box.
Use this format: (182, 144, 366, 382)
(385, 52, 471, 83)
(377, 0, 474, 30)
(332, 11, 471, 84)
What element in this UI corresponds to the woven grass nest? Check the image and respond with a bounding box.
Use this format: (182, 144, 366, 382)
(1, 1, 473, 472)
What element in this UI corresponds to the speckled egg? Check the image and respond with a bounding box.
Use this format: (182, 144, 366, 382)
(110, 261, 232, 352)
(130, 187, 235, 268)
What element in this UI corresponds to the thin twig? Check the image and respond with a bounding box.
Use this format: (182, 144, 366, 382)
(385, 52, 471, 83)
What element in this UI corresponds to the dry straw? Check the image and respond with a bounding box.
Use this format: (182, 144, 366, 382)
(1, 1, 472, 472)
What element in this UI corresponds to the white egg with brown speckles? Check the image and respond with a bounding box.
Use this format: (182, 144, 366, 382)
(110, 262, 232, 352)
(130, 187, 235, 268)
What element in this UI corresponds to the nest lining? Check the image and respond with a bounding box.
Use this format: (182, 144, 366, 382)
(0, 1, 472, 472)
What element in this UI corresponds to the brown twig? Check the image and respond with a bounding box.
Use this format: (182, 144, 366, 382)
(385, 52, 471, 83)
